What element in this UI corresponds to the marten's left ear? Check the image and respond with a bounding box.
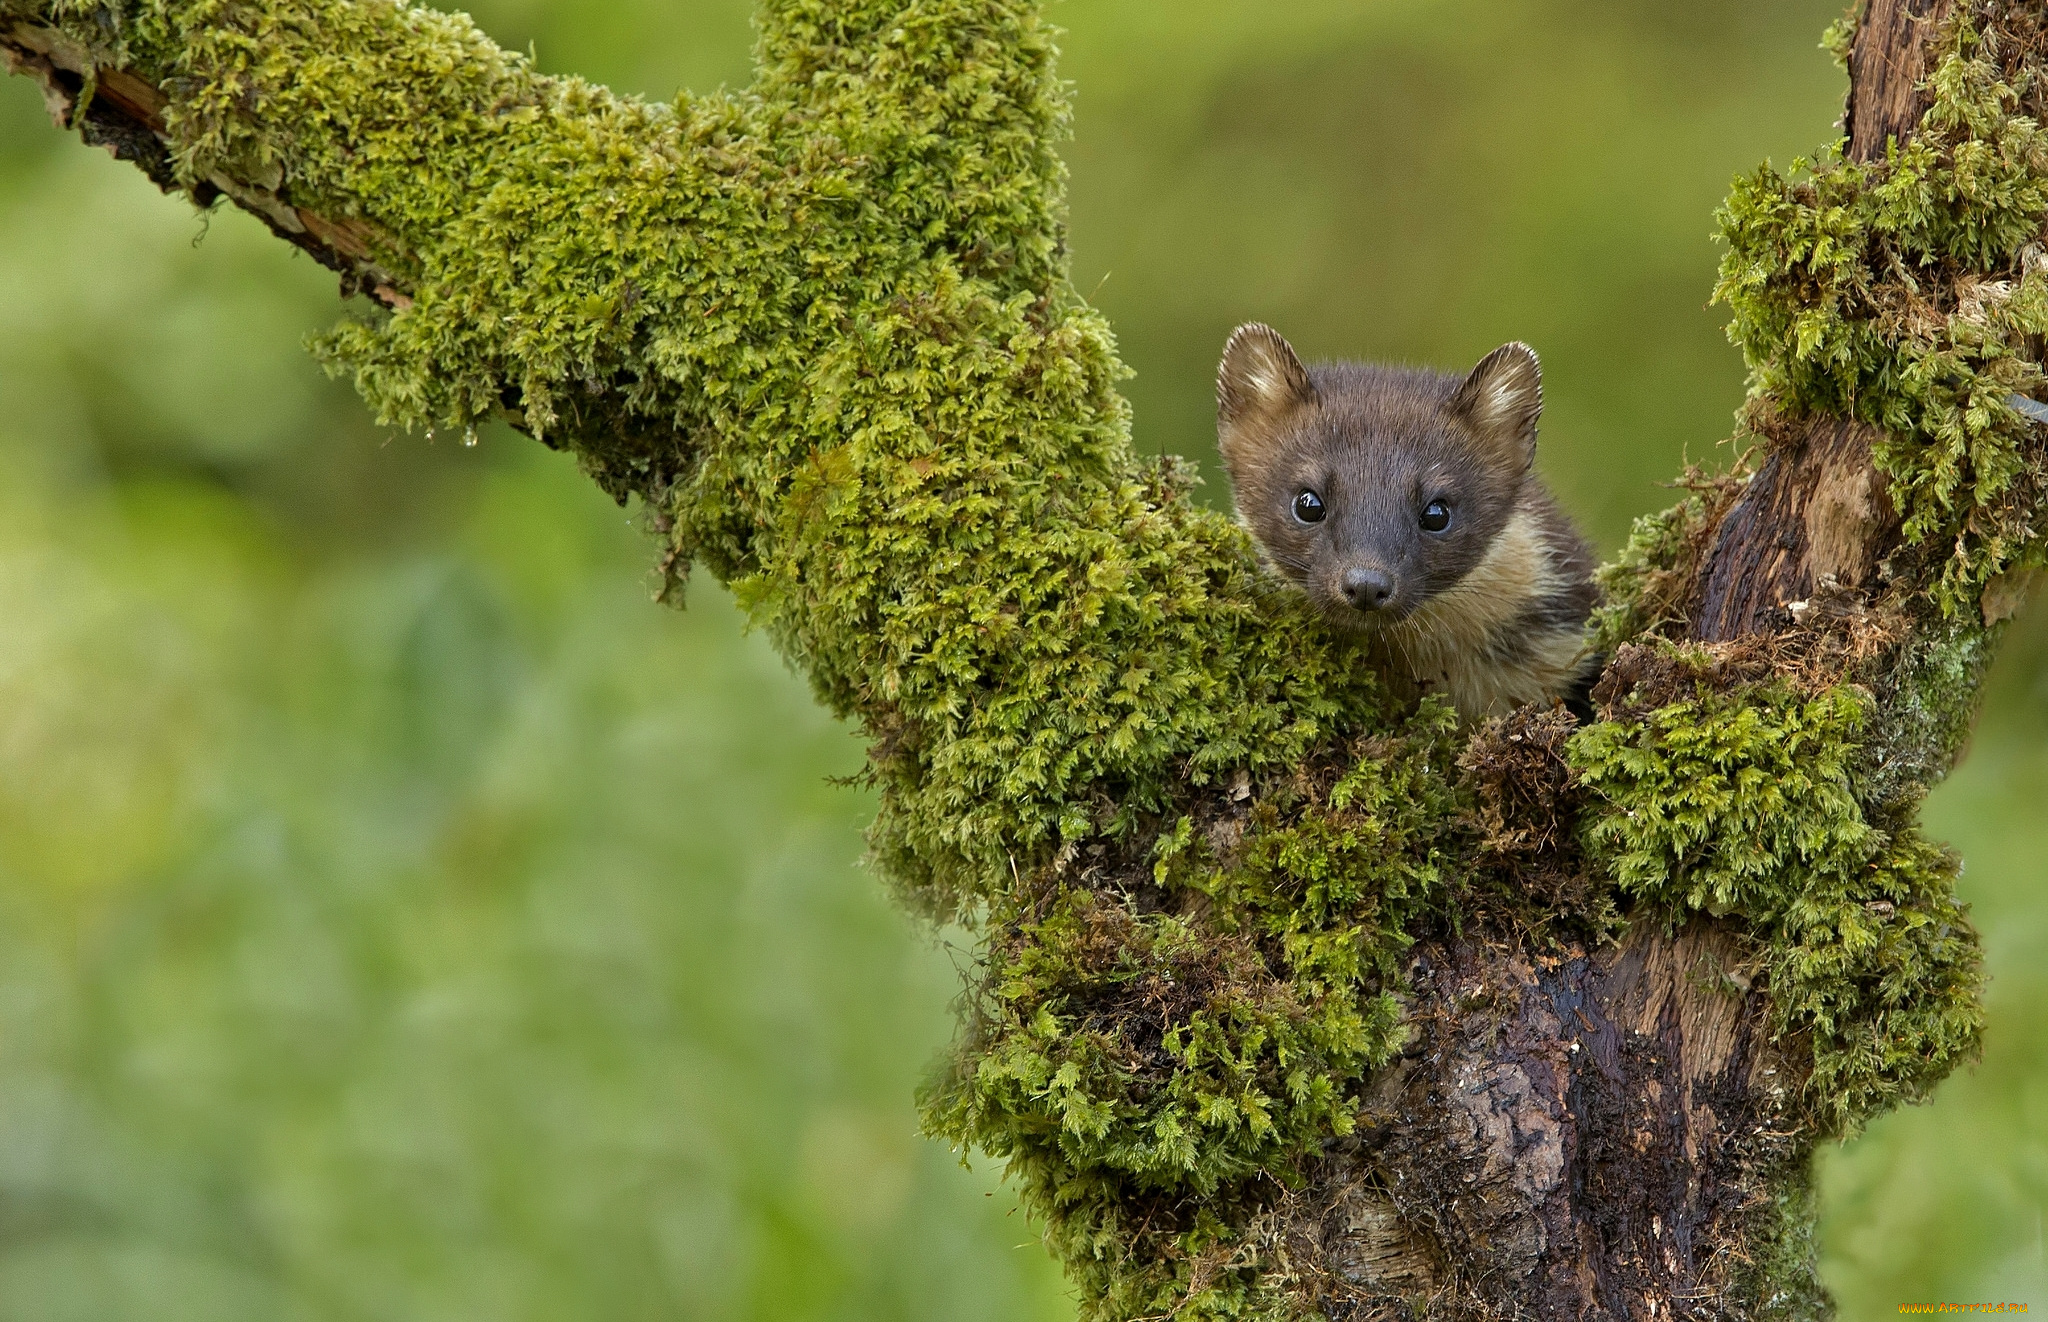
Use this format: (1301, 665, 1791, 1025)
(1450, 342, 1542, 472)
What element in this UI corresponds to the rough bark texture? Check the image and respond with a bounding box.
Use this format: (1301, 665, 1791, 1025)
(1694, 417, 1899, 643)
(1287, 8, 1987, 1314)
(0, 2, 2033, 1319)
(1694, 0, 1948, 646)
(1847, 0, 1957, 161)
(1289, 922, 1800, 1320)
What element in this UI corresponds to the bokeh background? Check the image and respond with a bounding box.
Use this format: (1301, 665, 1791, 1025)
(0, 0, 2043, 1317)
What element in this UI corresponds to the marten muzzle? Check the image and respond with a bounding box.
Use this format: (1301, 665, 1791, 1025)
(1338, 566, 1397, 612)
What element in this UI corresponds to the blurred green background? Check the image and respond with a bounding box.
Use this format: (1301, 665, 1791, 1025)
(0, 1, 2042, 1317)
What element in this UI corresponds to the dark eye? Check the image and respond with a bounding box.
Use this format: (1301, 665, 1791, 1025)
(1292, 490, 1326, 524)
(1420, 500, 1453, 533)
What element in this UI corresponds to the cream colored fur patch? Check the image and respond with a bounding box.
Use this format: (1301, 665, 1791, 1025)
(1373, 506, 1591, 719)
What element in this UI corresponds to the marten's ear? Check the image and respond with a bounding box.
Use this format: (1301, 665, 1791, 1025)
(1450, 342, 1542, 473)
(1217, 323, 1316, 441)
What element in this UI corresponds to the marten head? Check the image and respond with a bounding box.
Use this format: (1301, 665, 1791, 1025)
(1215, 323, 1543, 628)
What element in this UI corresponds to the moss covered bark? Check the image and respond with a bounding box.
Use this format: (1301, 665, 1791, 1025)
(3, 0, 2044, 1317)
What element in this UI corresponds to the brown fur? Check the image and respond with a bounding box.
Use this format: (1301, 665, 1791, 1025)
(1217, 324, 1598, 720)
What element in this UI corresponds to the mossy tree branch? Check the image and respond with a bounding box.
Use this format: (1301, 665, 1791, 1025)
(4, 1, 2044, 1318)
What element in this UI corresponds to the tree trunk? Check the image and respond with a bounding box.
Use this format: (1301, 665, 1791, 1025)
(2, 1, 2036, 1318)
(1288, 921, 1802, 1319)
(1288, 6, 2023, 1316)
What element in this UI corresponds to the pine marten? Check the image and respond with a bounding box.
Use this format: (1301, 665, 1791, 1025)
(1215, 323, 1599, 721)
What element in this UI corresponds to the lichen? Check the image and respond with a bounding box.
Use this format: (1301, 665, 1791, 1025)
(1861, 606, 2001, 809)
(1733, 1159, 1833, 1322)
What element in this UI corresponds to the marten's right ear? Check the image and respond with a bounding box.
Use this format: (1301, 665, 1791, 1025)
(1217, 324, 1317, 459)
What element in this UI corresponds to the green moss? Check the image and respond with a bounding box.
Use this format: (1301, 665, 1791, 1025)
(1570, 675, 1983, 1133)
(1819, 6, 1860, 73)
(1589, 493, 1710, 654)
(13, 0, 1408, 922)
(10, 4, 1410, 1314)
(1714, 15, 2048, 615)
(1572, 677, 1874, 915)
(11, 0, 2041, 1313)
(923, 704, 1465, 1317)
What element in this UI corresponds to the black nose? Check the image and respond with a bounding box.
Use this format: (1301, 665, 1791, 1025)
(1340, 567, 1395, 611)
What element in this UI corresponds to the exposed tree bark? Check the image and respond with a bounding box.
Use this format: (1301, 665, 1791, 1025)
(0, 19, 413, 307)
(1693, 417, 1898, 644)
(1, 2, 2035, 1319)
(1847, 0, 1957, 161)
(1291, 922, 1798, 1320)
(1282, 7, 2011, 1316)
(1694, 0, 1949, 646)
